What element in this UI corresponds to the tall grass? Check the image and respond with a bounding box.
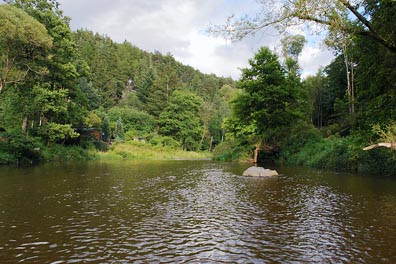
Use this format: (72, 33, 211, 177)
(98, 141, 212, 160)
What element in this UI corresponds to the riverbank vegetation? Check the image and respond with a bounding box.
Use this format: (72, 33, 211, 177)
(99, 141, 211, 161)
(1, 0, 396, 174)
(0, 0, 233, 164)
(210, 0, 396, 174)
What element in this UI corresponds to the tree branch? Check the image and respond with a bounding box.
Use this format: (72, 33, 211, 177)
(339, 0, 396, 52)
(363, 142, 396, 151)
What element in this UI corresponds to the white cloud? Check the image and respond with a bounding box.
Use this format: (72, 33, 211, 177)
(58, 0, 334, 79)
(299, 45, 334, 78)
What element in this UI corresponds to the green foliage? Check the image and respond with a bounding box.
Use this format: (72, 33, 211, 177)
(45, 122, 79, 145)
(280, 34, 306, 75)
(280, 121, 322, 158)
(93, 141, 109, 152)
(159, 90, 203, 150)
(0, 130, 43, 164)
(100, 140, 211, 160)
(228, 47, 305, 146)
(114, 117, 125, 140)
(107, 106, 156, 135)
(148, 134, 181, 149)
(213, 140, 252, 162)
(0, 1, 236, 164)
(41, 144, 97, 162)
(283, 134, 396, 175)
(84, 111, 101, 128)
(30, 85, 69, 120)
(101, 115, 111, 142)
(0, 4, 52, 92)
(371, 122, 396, 143)
(284, 136, 362, 171)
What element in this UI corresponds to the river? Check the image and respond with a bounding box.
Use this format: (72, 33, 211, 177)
(0, 160, 396, 263)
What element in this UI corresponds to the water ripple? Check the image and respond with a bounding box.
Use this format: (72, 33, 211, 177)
(1, 161, 396, 263)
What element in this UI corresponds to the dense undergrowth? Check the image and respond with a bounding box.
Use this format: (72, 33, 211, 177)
(283, 136, 396, 175)
(0, 131, 211, 165)
(213, 132, 396, 175)
(99, 141, 211, 160)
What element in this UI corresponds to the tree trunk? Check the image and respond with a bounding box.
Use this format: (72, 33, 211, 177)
(253, 146, 260, 163)
(363, 142, 396, 150)
(351, 62, 355, 113)
(21, 117, 28, 133)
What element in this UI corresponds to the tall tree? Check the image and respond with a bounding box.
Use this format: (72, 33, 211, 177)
(159, 90, 203, 150)
(0, 4, 52, 92)
(227, 47, 304, 146)
(101, 115, 111, 142)
(5, 0, 88, 126)
(280, 35, 306, 76)
(114, 117, 125, 140)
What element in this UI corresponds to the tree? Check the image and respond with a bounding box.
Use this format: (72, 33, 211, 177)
(107, 106, 156, 135)
(159, 90, 203, 150)
(3, 0, 90, 132)
(228, 47, 304, 146)
(209, 0, 396, 53)
(0, 4, 52, 92)
(280, 35, 306, 76)
(114, 117, 125, 140)
(304, 71, 326, 128)
(351, 1, 396, 128)
(136, 67, 154, 104)
(101, 115, 111, 142)
(45, 122, 79, 145)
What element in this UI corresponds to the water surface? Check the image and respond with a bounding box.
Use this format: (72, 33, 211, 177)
(0, 160, 396, 263)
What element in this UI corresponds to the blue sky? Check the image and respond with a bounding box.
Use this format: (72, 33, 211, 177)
(58, 0, 334, 79)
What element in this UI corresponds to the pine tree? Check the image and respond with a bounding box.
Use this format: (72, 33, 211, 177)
(114, 117, 125, 140)
(101, 115, 111, 142)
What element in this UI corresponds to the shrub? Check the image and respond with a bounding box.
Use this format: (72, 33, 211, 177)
(213, 140, 252, 161)
(0, 130, 43, 164)
(148, 134, 181, 148)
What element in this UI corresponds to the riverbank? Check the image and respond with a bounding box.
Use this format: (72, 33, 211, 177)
(98, 141, 212, 160)
(282, 136, 396, 175)
(213, 135, 396, 175)
(0, 139, 212, 165)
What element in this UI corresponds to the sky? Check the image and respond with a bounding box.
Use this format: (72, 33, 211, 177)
(57, 0, 335, 79)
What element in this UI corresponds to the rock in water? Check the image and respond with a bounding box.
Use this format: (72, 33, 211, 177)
(242, 166, 278, 177)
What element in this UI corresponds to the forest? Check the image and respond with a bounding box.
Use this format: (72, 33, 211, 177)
(1, 0, 396, 174)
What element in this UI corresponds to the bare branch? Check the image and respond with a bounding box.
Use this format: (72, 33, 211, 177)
(363, 142, 396, 151)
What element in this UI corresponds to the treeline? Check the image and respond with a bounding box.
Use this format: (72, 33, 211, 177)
(215, 0, 396, 174)
(2, 0, 396, 174)
(0, 0, 236, 164)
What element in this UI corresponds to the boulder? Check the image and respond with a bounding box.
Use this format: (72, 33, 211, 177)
(242, 166, 278, 177)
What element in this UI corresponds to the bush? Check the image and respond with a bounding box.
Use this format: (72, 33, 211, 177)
(213, 140, 252, 161)
(358, 148, 396, 175)
(93, 141, 109, 152)
(148, 134, 180, 148)
(41, 144, 97, 162)
(283, 135, 364, 171)
(107, 106, 156, 134)
(0, 130, 43, 164)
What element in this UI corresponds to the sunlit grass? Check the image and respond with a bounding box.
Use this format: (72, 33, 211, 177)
(98, 140, 212, 160)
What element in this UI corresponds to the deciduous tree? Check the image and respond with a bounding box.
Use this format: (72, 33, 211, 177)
(159, 90, 203, 150)
(0, 4, 52, 92)
(209, 0, 396, 53)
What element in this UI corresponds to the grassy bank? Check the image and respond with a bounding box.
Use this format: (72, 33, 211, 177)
(98, 140, 212, 160)
(0, 132, 211, 165)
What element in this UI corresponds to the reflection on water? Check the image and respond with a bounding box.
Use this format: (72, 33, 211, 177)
(0, 160, 396, 263)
